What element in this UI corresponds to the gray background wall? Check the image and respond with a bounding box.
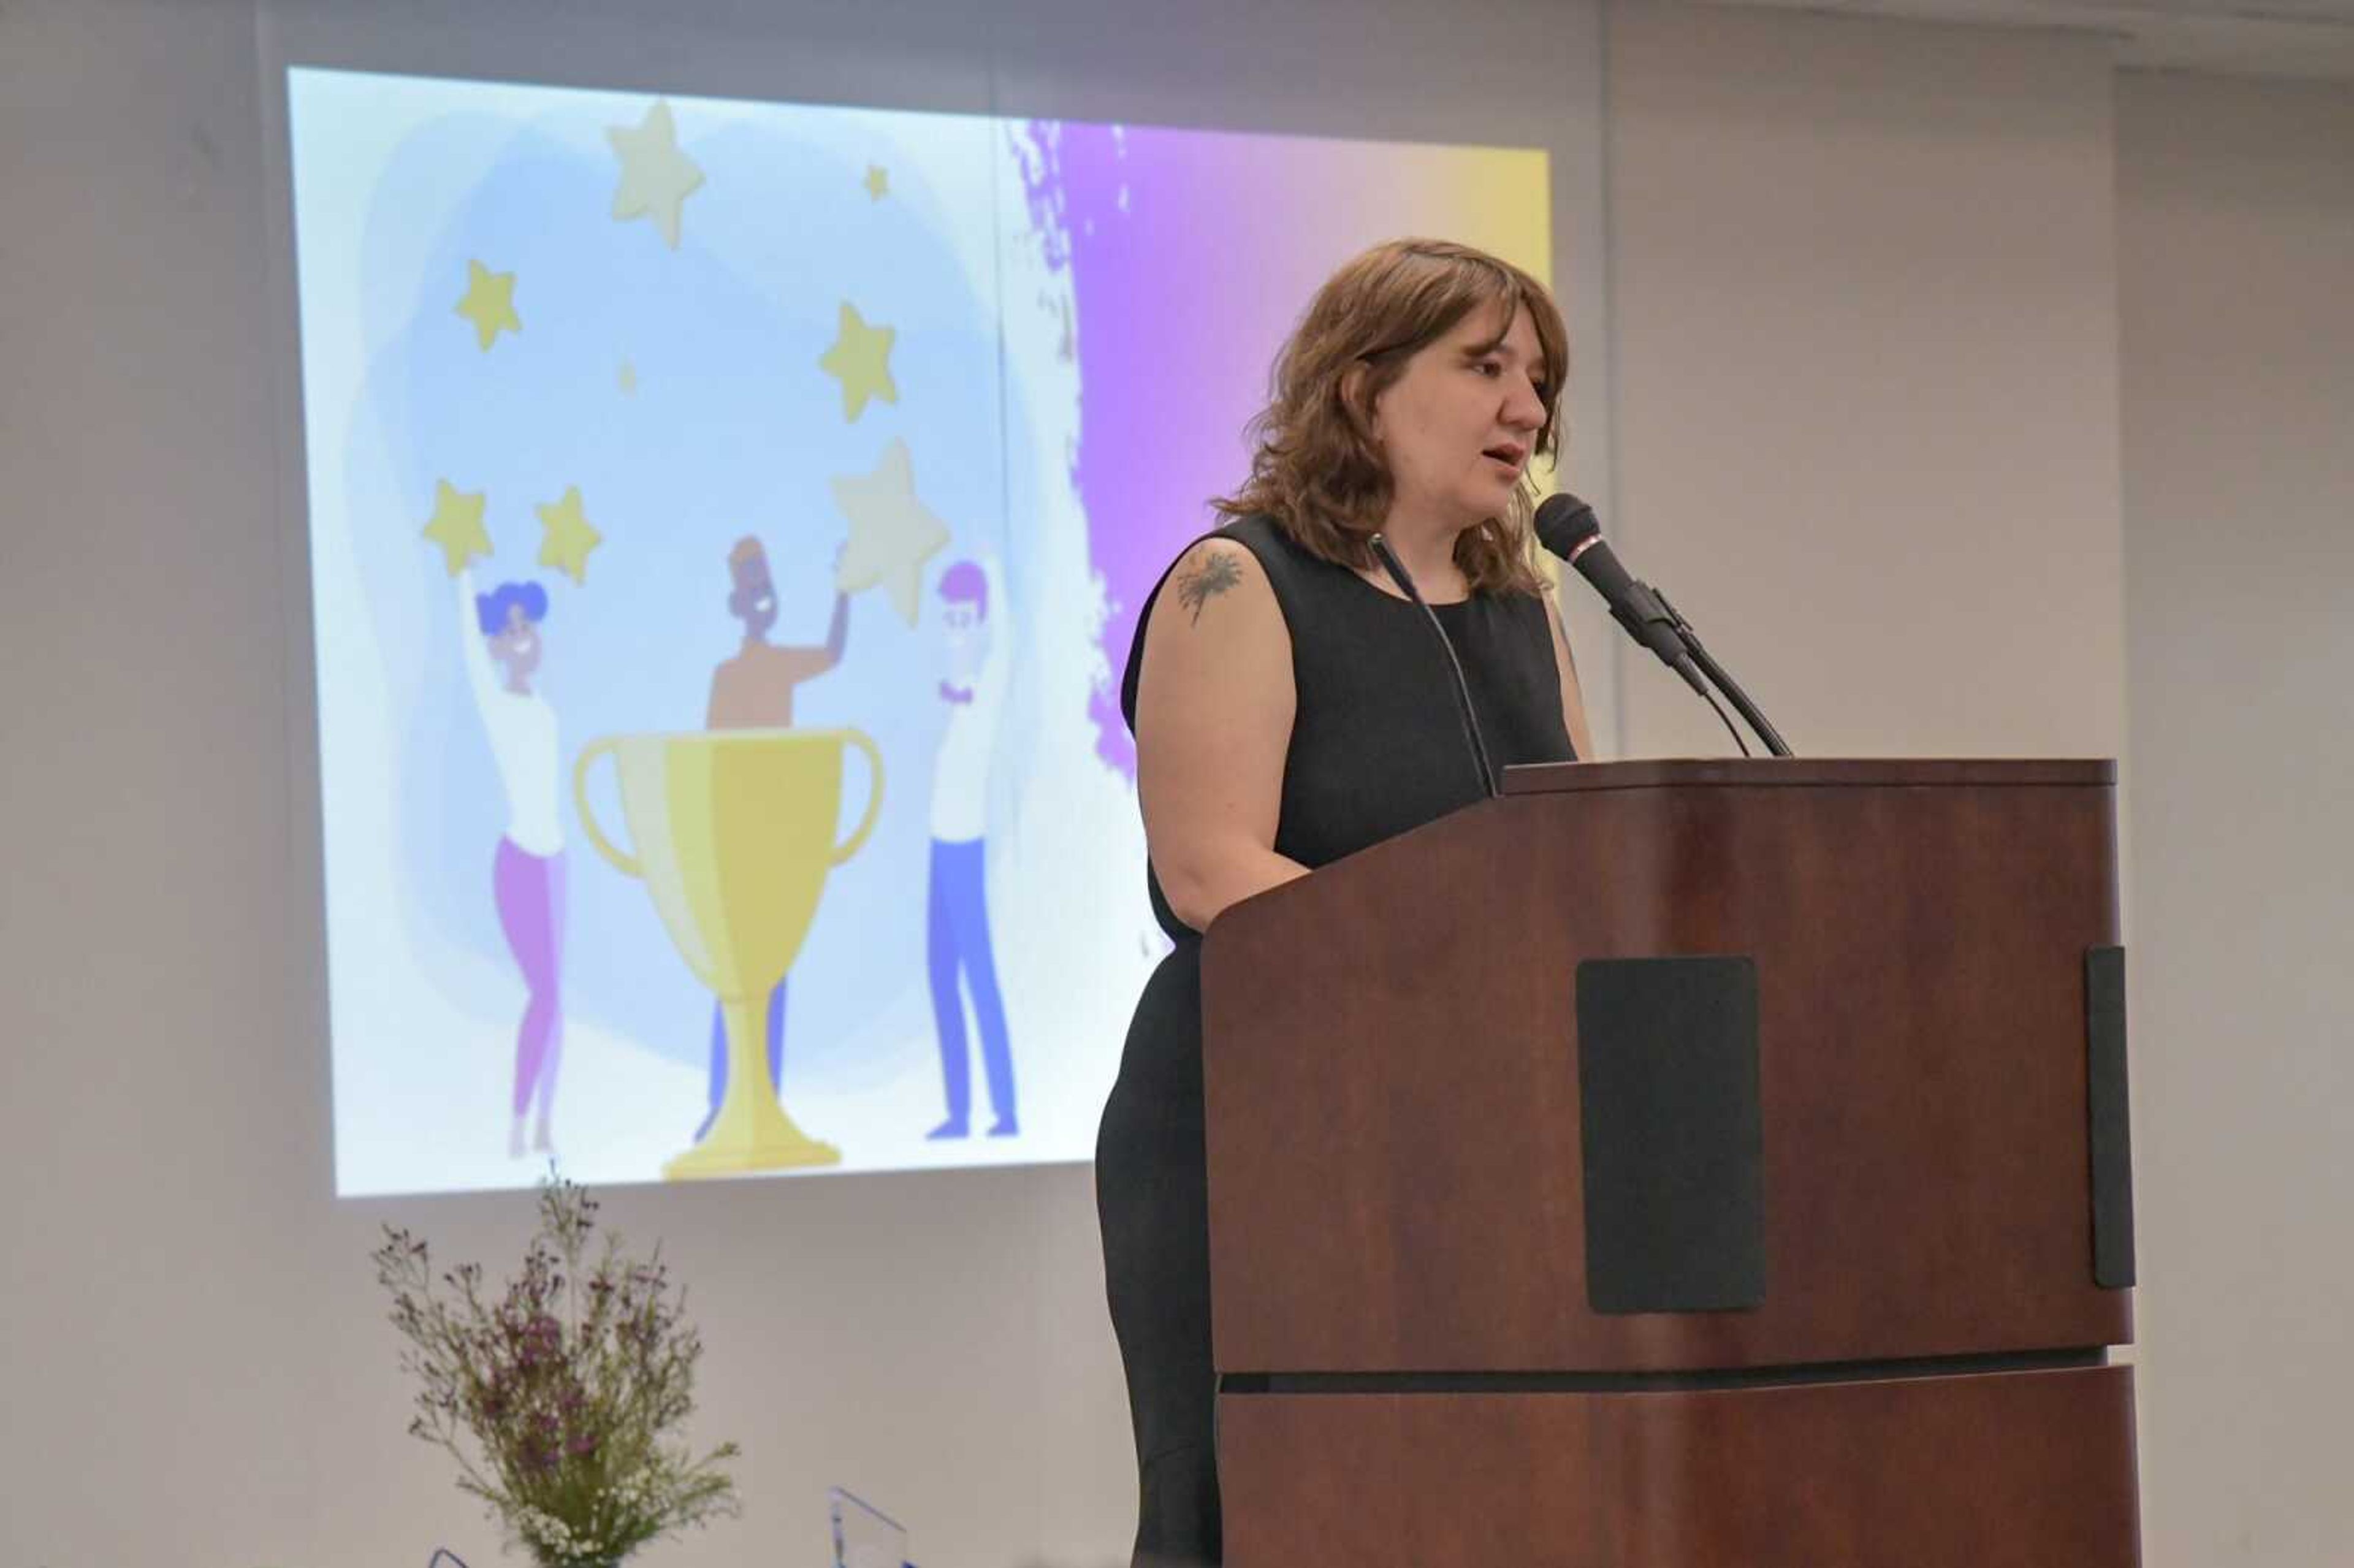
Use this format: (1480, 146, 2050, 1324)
(2116, 67, 2354, 1568)
(3, 1, 2347, 1564)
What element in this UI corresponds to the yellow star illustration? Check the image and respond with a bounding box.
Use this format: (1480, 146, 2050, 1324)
(831, 438, 949, 626)
(863, 164, 889, 201)
(535, 485, 603, 585)
(818, 302, 898, 422)
(617, 359, 638, 396)
(606, 100, 704, 249)
(421, 479, 492, 576)
(453, 261, 520, 351)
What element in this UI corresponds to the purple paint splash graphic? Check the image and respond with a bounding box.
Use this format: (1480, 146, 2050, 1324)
(1017, 120, 1292, 778)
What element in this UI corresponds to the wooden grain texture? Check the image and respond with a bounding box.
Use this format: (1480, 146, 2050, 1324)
(1202, 759, 2131, 1372)
(1219, 1365, 2142, 1567)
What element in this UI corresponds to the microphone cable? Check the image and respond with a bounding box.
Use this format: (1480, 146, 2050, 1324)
(1369, 534, 1499, 799)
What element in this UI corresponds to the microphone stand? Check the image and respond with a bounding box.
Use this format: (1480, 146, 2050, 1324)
(1652, 589, 1793, 759)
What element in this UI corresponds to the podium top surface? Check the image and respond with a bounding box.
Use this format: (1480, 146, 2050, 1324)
(1501, 757, 2115, 796)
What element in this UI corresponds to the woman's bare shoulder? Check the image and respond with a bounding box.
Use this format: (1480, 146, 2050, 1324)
(1160, 533, 1272, 629)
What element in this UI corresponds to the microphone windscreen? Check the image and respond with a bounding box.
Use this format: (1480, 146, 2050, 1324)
(1534, 492, 1600, 559)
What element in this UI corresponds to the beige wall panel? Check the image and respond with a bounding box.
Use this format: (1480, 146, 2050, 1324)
(1607, 3, 2126, 762)
(2118, 67, 2354, 1568)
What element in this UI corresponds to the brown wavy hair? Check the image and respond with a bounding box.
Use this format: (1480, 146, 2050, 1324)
(1211, 237, 1569, 596)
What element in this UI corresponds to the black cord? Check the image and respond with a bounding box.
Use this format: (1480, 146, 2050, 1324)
(1369, 535, 1498, 797)
(429, 1551, 471, 1568)
(1654, 588, 1792, 758)
(1696, 681, 1751, 757)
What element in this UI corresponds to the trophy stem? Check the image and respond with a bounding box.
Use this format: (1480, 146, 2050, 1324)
(663, 989, 842, 1179)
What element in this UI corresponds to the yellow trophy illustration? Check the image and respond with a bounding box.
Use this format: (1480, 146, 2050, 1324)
(574, 728, 883, 1178)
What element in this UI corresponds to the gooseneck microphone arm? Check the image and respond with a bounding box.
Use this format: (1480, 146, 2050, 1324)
(1650, 587, 1792, 758)
(1369, 534, 1500, 798)
(1533, 492, 1795, 759)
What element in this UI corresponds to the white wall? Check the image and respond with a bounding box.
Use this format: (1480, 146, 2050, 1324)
(2117, 68, 2354, 1568)
(1605, 2, 2127, 761)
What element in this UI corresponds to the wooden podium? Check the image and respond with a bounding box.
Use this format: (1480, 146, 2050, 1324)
(1200, 759, 2141, 1566)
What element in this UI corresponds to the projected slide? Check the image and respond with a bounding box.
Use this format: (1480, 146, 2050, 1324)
(288, 66, 1552, 1196)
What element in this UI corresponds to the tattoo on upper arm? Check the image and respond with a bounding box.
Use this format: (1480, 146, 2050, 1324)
(1174, 550, 1244, 625)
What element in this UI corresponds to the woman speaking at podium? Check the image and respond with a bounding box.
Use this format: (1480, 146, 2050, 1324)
(1096, 238, 1596, 1565)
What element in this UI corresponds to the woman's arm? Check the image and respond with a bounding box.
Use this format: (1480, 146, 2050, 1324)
(1133, 537, 1309, 932)
(453, 567, 500, 713)
(1543, 588, 1598, 761)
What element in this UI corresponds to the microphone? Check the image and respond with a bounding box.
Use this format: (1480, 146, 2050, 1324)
(1533, 493, 1707, 696)
(1534, 492, 1793, 758)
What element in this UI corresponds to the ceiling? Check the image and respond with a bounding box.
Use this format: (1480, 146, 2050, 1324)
(1705, 0, 2354, 80)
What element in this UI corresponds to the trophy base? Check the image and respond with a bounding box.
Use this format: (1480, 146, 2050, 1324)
(664, 1081, 844, 1180)
(663, 1128, 842, 1179)
(666, 990, 846, 1179)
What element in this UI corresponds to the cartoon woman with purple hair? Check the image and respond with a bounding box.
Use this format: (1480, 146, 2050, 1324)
(454, 568, 567, 1159)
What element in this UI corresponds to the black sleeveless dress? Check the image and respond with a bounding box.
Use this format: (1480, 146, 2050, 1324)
(1094, 516, 1575, 1565)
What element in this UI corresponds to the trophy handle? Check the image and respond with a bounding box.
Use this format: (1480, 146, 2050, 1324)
(831, 728, 885, 867)
(571, 736, 643, 878)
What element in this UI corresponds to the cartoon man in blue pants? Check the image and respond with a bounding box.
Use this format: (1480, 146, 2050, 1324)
(924, 556, 1017, 1140)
